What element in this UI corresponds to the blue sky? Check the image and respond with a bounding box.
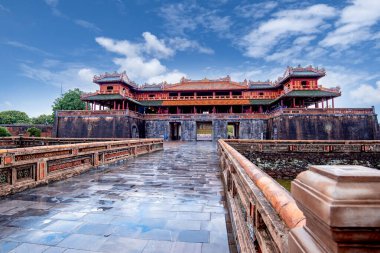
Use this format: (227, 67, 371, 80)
(0, 0, 379, 116)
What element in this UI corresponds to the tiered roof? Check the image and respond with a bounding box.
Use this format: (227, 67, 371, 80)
(93, 71, 137, 88)
(92, 65, 327, 91)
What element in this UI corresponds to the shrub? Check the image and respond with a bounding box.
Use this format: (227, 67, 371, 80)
(0, 127, 11, 137)
(27, 127, 42, 137)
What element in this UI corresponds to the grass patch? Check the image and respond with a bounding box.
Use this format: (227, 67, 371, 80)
(275, 179, 292, 192)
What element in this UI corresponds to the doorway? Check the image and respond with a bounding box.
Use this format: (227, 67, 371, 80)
(227, 122, 239, 139)
(169, 122, 181, 140)
(196, 122, 213, 141)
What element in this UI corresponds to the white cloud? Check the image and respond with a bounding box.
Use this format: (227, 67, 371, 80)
(168, 37, 214, 54)
(75, 19, 102, 33)
(235, 2, 278, 19)
(159, 3, 231, 37)
(4, 101, 12, 108)
(142, 32, 174, 59)
(96, 32, 217, 83)
(44, 0, 59, 8)
(242, 4, 336, 58)
(5, 40, 53, 56)
(318, 65, 380, 108)
(321, 0, 380, 48)
(350, 81, 380, 105)
(147, 70, 186, 84)
(20, 63, 97, 92)
(113, 57, 166, 80)
(95, 34, 169, 81)
(95, 37, 141, 57)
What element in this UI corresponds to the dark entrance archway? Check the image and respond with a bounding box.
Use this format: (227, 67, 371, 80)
(169, 122, 181, 140)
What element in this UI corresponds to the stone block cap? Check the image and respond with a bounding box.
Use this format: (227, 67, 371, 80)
(292, 165, 380, 228)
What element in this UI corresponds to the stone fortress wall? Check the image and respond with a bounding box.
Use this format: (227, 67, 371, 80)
(54, 108, 379, 141)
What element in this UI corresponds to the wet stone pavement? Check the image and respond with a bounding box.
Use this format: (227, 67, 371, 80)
(0, 142, 232, 253)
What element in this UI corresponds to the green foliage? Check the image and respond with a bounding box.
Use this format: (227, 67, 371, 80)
(32, 114, 54, 125)
(0, 127, 11, 137)
(276, 179, 292, 192)
(52, 88, 85, 113)
(0, 110, 31, 124)
(27, 127, 41, 137)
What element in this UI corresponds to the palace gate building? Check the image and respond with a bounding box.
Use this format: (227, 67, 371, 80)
(54, 66, 379, 140)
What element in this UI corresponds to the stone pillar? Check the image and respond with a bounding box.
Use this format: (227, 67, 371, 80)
(37, 159, 48, 180)
(289, 165, 380, 253)
(322, 98, 324, 109)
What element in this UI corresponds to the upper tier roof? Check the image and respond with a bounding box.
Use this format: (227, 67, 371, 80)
(93, 65, 326, 91)
(276, 65, 326, 84)
(93, 71, 137, 88)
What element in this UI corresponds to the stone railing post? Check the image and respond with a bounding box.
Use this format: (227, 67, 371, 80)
(289, 165, 380, 252)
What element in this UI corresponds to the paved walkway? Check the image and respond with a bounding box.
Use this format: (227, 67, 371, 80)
(0, 142, 231, 253)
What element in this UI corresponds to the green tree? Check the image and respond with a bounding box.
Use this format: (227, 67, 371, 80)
(0, 111, 31, 124)
(52, 88, 85, 113)
(32, 114, 54, 125)
(27, 127, 42, 137)
(0, 127, 11, 137)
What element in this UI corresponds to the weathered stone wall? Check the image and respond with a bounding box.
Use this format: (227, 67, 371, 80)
(54, 110, 379, 140)
(145, 120, 197, 141)
(268, 114, 379, 140)
(242, 151, 380, 179)
(1, 124, 53, 137)
(145, 119, 266, 141)
(213, 119, 267, 140)
(228, 140, 380, 179)
(55, 115, 144, 138)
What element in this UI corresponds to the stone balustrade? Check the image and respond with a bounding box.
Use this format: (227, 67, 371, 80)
(218, 139, 380, 252)
(226, 139, 380, 153)
(218, 139, 305, 252)
(0, 138, 163, 196)
(0, 136, 130, 148)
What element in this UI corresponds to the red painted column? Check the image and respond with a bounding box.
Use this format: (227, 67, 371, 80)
(85, 102, 88, 110)
(315, 102, 319, 108)
(230, 106, 233, 113)
(292, 98, 296, 108)
(259, 105, 263, 113)
(113, 101, 116, 110)
(122, 100, 125, 110)
(229, 91, 232, 98)
(213, 92, 215, 98)
(332, 98, 335, 109)
(322, 98, 324, 109)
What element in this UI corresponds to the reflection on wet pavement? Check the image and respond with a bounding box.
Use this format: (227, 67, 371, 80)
(0, 142, 231, 253)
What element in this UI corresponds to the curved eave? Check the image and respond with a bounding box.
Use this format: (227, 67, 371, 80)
(283, 90, 340, 97)
(81, 94, 141, 105)
(279, 73, 325, 84)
